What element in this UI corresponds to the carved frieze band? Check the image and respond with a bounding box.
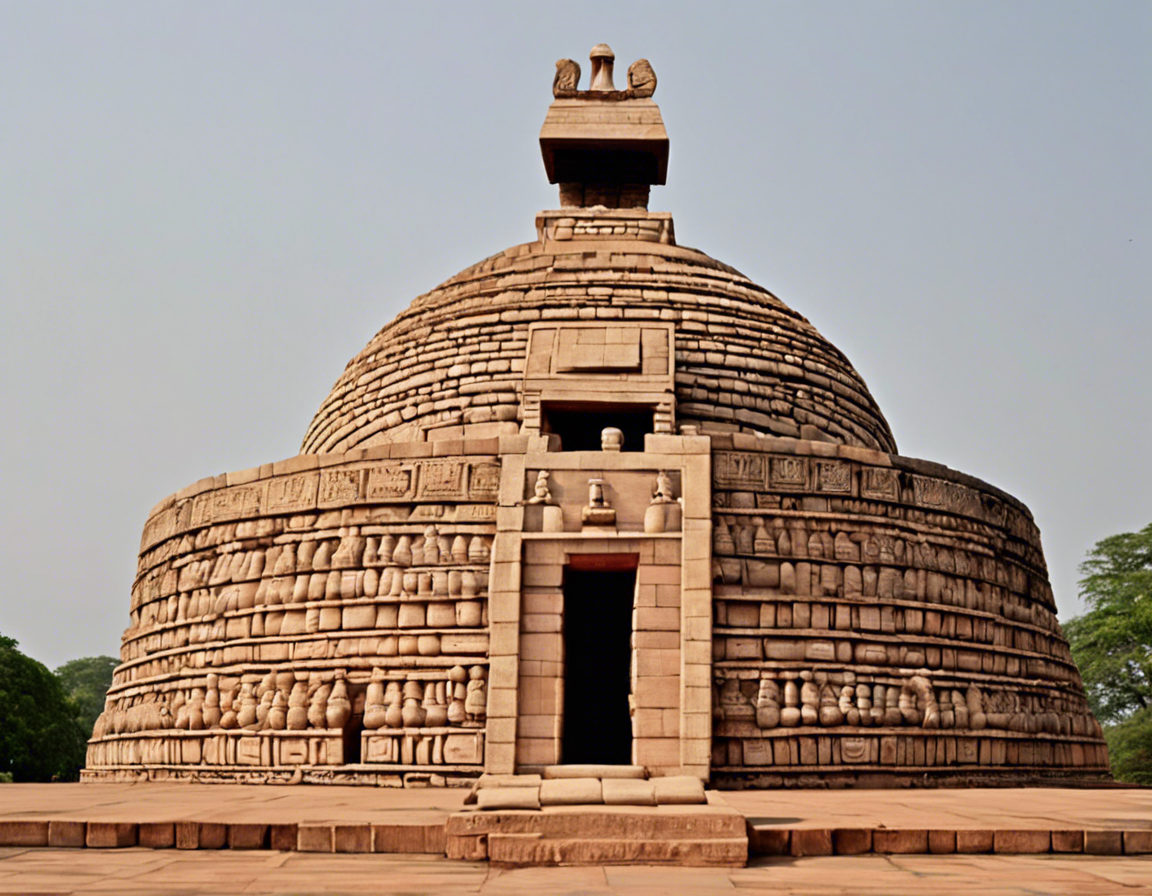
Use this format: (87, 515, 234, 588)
(142, 458, 501, 553)
(712, 451, 1018, 531)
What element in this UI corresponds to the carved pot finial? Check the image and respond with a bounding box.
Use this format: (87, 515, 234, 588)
(589, 43, 616, 91)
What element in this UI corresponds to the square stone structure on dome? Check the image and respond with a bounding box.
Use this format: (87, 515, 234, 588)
(539, 97, 669, 185)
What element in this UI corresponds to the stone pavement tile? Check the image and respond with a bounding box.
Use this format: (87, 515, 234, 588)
(48, 820, 87, 848)
(86, 821, 137, 848)
(139, 822, 176, 849)
(831, 828, 871, 855)
(893, 854, 1152, 895)
(604, 865, 735, 894)
(789, 828, 832, 856)
(269, 823, 297, 851)
(872, 829, 928, 854)
(0, 821, 49, 847)
(333, 823, 372, 853)
(272, 852, 487, 888)
(927, 829, 956, 854)
(747, 827, 789, 856)
(228, 823, 269, 850)
(1050, 829, 1084, 853)
(297, 823, 334, 852)
(1126, 830, 1152, 854)
(730, 855, 1152, 896)
(992, 829, 1050, 853)
(955, 829, 994, 853)
(1084, 829, 1123, 855)
(1060, 854, 1152, 886)
(483, 864, 608, 893)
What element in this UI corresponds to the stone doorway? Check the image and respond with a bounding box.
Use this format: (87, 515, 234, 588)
(562, 564, 636, 764)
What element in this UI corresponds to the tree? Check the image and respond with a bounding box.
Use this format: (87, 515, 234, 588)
(1064, 522, 1152, 784)
(55, 655, 119, 741)
(0, 635, 88, 781)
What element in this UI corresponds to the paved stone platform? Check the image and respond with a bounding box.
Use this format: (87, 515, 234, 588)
(1, 848, 1151, 894)
(721, 785, 1152, 857)
(2, 783, 1149, 862)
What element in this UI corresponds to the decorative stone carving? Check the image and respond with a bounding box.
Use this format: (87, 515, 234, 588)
(644, 470, 682, 533)
(363, 670, 387, 730)
(527, 470, 552, 504)
(307, 677, 330, 729)
(326, 677, 351, 729)
(589, 43, 615, 91)
(384, 682, 403, 729)
(553, 58, 581, 96)
(719, 679, 754, 720)
(755, 679, 781, 729)
(448, 666, 468, 725)
(627, 58, 656, 96)
(287, 681, 308, 730)
(581, 478, 616, 527)
(465, 666, 487, 724)
(600, 427, 624, 451)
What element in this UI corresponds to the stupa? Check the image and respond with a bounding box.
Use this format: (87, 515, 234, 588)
(85, 46, 1108, 789)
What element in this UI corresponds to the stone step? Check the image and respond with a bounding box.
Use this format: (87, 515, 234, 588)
(469, 773, 707, 809)
(448, 802, 746, 841)
(541, 764, 647, 780)
(487, 832, 748, 866)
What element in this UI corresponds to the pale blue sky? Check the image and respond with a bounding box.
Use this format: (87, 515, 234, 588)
(2, 1, 1149, 668)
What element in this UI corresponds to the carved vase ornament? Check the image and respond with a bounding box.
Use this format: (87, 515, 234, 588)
(326, 678, 351, 729)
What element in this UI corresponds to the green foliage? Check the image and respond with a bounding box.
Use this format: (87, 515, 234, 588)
(0, 636, 88, 781)
(55, 655, 118, 741)
(1065, 523, 1152, 783)
(1104, 706, 1152, 786)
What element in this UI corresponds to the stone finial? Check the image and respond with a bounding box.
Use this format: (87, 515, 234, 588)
(553, 58, 581, 96)
(582, 477, 616, 527)
(589, 43, 616, 91)
(600, 426, 624, 451)
(627, 58, 657, 97)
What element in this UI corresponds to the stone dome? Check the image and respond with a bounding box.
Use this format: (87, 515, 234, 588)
(301, 223, 897, 455)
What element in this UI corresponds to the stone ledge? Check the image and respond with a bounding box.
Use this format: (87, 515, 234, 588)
(743, 825, 1152, 857)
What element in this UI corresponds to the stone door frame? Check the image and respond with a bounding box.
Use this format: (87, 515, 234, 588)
(484, 435, 712, 779)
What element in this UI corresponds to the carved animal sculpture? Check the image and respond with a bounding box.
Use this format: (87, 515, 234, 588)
(553, 58, 580, 96)
(627, 58, 657, 96)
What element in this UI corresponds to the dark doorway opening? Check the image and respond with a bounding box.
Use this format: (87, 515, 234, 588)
(542, 402, 652, 452)
(562, 565, 636, 765)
